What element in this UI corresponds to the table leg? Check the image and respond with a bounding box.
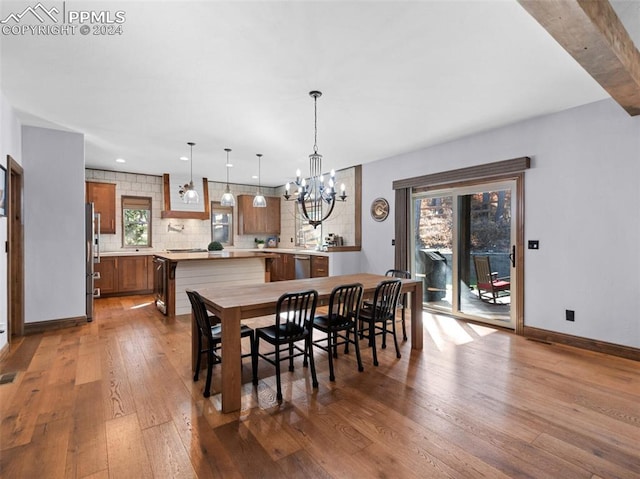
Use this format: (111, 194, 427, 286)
(221, 307, 242, 413)
(410, 283, 423, 350)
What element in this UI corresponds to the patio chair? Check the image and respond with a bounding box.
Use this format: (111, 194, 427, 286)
(473, 255, 510, 304)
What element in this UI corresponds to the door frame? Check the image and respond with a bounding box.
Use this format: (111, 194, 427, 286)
(7, 155, 24, 340)
(409, 172, 525, 335)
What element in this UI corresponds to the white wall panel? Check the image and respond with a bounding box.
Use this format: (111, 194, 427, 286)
(174, 257, 265, 315)
(22, 126, 85, 323)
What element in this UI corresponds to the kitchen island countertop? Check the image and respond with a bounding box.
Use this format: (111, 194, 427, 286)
(153, 250, 278, 261)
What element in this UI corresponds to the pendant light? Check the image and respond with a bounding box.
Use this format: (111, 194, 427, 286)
(253, 153, 267, 208)
(220, 148, 235, 206)
(182, 141, 199, 204)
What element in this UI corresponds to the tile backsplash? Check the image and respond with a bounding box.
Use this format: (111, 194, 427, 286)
(85, 169, 277, 252)
(86, 167, 357, 252)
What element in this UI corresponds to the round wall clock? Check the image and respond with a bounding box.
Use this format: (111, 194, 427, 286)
(370, 197, 390, 222)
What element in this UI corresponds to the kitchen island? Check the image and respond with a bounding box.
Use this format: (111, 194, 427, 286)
(153, 250, 278, 316)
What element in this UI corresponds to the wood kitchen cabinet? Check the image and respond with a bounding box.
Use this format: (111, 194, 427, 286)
(86, 181, 116, 234)
(94, 256, 117, 295)
(311, 255, 329, 278)
(237, 195, 281, 235)
(95, 255, 153, 296)
(270, 253, 295, 281)
(118, 256, 149, 293)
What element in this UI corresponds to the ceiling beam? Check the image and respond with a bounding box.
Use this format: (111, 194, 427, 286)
(518, 0, 640, 116)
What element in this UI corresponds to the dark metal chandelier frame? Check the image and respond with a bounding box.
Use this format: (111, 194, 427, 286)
(284, 90, 346, 229)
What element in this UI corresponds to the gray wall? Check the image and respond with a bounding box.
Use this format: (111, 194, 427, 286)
(361, 99, 640, 349)
(22, 126, 85, 324)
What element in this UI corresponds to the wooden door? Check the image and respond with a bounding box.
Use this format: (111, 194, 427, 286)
(118, 256, 149, 293)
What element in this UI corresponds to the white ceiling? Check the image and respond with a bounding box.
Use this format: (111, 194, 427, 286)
(2, 0, 632, 188)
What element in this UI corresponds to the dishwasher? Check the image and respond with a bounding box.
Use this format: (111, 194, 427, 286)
(294, 255, 311, 279)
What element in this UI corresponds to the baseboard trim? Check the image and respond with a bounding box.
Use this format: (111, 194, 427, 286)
(523, 326, 640, 362)
(24, 316, 86, 335)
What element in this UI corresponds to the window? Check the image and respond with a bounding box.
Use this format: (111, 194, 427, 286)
(295, 208, 322, 249)
(122, 196, 152, 247)
(211, 202, 233, 245)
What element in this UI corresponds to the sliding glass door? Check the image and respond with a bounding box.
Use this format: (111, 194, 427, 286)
(412, 180, 517, 329)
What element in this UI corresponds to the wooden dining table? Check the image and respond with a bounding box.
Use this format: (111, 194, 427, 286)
(194, 273, 423, 413)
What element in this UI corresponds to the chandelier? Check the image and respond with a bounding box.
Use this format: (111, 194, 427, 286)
(284, 90, 346, 228)
(180, 141, 199, 204)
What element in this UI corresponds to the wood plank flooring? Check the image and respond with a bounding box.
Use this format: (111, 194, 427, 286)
(1, 295, 638, 478)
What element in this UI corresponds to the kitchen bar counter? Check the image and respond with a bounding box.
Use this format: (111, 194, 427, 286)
(154, 250, 278, 261)
(153, 251, 277, 316)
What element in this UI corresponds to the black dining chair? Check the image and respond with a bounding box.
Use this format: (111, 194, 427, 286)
(363, 269, 410, 341)
(312, 283, 364, 381)
(385, 269, 410, 341)
(252, 289, 319, 402)
(187, 289, 256, 398)
(358, 279, 403, 366)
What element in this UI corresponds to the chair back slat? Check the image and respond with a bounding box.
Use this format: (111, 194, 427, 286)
(275, 289, 318, 339)
(370, 279, 403, 321)
(327, 283, 363, 327)
(473, 256, 493, 287)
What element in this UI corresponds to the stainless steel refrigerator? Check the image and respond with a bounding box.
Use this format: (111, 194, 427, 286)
(85, 203, 101, 321)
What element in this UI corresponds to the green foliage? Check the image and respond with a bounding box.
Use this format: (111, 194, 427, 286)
(416, 191, 511, 253)
(207, 241, 224, 251)
(123, 208, 149, 246)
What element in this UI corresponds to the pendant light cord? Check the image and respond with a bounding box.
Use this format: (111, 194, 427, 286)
(257, 154, 262, 193)
(225, 148, 231, 186)
(188, 142, 195, 184)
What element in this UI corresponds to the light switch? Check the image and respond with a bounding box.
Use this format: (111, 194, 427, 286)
(528, 240, 539, 250)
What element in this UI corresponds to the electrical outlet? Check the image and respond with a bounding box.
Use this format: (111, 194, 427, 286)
(565, 309, 575, 322)
(391, 239, 395, 246)
(528, 240, 539, 250)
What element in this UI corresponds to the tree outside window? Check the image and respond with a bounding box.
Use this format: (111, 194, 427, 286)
(122, 196, 152, 247)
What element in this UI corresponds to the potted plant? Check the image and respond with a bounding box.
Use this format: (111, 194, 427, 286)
(207, 241, 224, 251)
(254, 238, 265, 249)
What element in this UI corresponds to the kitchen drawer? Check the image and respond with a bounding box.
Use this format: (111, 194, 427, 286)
(311, 255, 329, 278)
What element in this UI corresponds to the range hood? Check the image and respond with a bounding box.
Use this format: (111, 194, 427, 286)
(161, 174, 210, 220)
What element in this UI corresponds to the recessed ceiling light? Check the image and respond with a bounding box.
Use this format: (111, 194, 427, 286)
(226, 163, 233, 168)
(251, 175, 258, 179)
(115, 158, 126, 163)
(179, 156, 189, 161)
